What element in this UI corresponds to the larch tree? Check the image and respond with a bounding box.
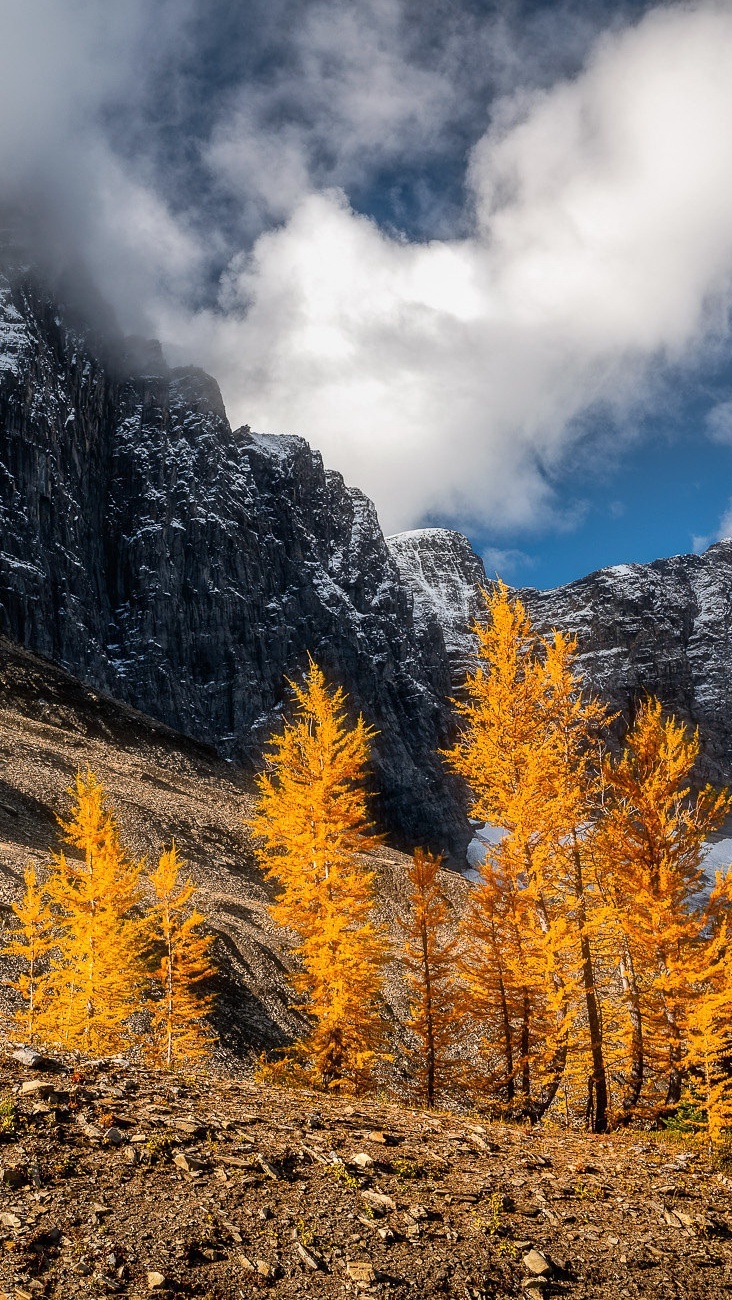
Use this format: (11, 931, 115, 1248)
(599, 699, 730, 1120)
(250, 659, 387, 1091)
(537, 630, 612, 1133)
(445, 583, 613, 1129)
(398, 848, 460, 1107)
(3, 863, 54, 1042)
(684, 871, 732, 1148)
(40, 769, 144, 1055)
(146, 842, 216, 1069)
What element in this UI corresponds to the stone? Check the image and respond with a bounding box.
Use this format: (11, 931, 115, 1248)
(11, 1048, 62, 1071)
(174, 1119, 205, 1137)
(296, 1242, 321, 1270)
(146, 1272, 166, 1290)
(104, 1127, 125, 1146)
(0, 1213, 21, 1229)
(257, 1155, 279, 1180)
(20, 1080, 56, 1098)
(256, 1259, 273, 1278)
(346, 1260, 376, 1284)
(350, 1153, 374, 1169)
(173, 1152, 205, 1173)
(523, 1249, 552, 1277)
(360, 1190, 396, 1217)
(77, 1119, 104, 1141)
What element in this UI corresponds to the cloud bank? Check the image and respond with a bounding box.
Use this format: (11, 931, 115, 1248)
(4, 2, 732, 537)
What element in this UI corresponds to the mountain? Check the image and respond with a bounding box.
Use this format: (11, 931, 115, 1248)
(388, 526, 732, 793)
(0, 228, 467, 854)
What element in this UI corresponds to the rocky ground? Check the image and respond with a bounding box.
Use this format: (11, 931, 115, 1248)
(0, 1047, 729, 1300)
(2, 638, 732, 1300)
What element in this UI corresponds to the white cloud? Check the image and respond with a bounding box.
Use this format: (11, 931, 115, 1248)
(154, 3, 732, 534)
(716, 500, 732, 542)
(6, 2, 732, 541)
(706, 399, 732, 445)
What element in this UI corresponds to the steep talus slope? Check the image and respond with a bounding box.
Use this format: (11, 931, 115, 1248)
(389, 528, 732, 790)
(0, 635, 463, 1059)
(0, 234, 467, 852)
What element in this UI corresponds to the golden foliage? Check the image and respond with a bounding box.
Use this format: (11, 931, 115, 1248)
(39, 770, 144, 1055)
(3, 863, 54, 1041)
(446, 583, 732, 1142)
(251, 659, 387, 1090)
(398, 848, 460, 1106)
(5, 769, 218, 1070)
(145, 842, 216, 1069)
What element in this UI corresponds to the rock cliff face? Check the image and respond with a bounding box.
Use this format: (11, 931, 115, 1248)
(0, 234, 467, 853)
(389, 526, 732, 790)
(386, 529, 486, 681)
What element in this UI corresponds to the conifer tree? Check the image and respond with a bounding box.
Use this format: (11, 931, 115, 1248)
(599, 699, 730, 1119)
(445, 584, 610, 1124)
(398, 848, 460, 1106)
(250, 660, 387, 1090)
(146, 842, 216, 1069)
(684, 871, 732, 1148)
(3, 864, 54, 1041)
(39, 769, 144, 1055)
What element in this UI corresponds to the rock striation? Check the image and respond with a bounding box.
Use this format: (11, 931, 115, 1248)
(0, 233, 467, 853)
(389, 525, 732, 792)
(386, 529, 487, 682)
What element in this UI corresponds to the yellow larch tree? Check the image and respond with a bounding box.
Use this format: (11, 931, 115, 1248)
(598, 698, 730, 1120)
(397, 848, 461, 1107)
(3, 863, 54, 1042)
(683, 871, 732, 1148)
(536, 630, 612, 1133)
(145, 842, 216, 1069)
(250, 659, 387, 1091)
(39, 769, 144, 1055)
(446, 583, 614, 1129)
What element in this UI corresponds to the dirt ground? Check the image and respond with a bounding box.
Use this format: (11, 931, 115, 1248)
(0, 1048, 729, 1300)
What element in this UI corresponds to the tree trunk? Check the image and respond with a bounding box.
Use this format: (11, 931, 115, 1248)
(572, 837, 608, 1133)
(615, 940, 644, 1125)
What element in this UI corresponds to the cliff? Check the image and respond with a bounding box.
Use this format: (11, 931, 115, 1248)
(0, 235, 467, 853)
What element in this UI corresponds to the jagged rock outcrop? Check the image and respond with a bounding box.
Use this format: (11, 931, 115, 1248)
(519, 545, 732, 788)
(386, 529, 486, 681)
(389, 525, 732, 791)
(0, 232, 468, 853)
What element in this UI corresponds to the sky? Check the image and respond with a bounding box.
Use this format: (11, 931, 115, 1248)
(4, 0, 732, 588)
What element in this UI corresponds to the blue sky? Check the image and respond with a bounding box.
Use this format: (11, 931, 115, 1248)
(4, 0, 732, 589)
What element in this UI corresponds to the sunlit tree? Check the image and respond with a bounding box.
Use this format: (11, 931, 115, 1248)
(250, 660, 387, 1090)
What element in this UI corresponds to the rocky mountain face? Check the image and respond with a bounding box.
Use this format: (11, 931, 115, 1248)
(389, 526, 732, 792)
(0, 230, 467, 853)
(386, 529, 487, 682)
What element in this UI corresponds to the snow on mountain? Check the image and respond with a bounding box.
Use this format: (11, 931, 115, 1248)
(0, 242, 469, 854)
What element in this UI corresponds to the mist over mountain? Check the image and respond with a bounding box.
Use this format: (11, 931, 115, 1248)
(0, 231, 469, 854)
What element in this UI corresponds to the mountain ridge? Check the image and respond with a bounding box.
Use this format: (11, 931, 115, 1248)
(388, 526, 732, 794)
(0, 242, 468, 854)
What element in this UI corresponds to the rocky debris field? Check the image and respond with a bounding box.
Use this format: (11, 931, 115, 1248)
(0, 1048, 729, 1300)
